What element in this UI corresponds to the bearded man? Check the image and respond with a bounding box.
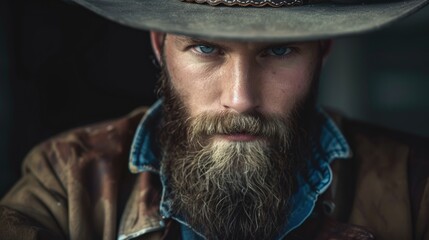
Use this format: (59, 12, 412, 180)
(1, 0, 428, 240)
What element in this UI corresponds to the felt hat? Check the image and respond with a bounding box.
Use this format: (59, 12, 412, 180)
(69, 0, 428, 41)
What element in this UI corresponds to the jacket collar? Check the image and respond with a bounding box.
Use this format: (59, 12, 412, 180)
(118, 172, 165, 240)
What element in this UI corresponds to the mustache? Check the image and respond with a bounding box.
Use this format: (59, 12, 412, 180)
(186, 111, 291, 143)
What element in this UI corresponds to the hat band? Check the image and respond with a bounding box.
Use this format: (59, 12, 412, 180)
(181, 0, 304, 7)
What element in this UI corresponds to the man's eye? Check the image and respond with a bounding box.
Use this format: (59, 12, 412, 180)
(267, 47, 292, 56)
(194, 45, 217, 54)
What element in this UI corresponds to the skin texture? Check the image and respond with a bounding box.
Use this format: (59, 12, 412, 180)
(151, 32, 331, 239)
(151, 32, 327, 125)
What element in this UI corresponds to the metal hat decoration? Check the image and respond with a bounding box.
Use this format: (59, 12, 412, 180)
(69, 0, 428, 41)
(181, 0, 303, 7)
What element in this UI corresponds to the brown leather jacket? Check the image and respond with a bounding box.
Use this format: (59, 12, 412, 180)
(0, 108, 428, 240)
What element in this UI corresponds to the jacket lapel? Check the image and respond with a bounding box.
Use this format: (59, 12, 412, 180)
(118, 172, 165, 240)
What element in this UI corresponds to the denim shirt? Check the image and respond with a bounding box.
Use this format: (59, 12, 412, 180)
(129, 100, 352, 240)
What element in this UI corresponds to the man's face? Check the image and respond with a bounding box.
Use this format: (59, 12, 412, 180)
(153, 33, 325, 240)
(161, 34, 321, 122)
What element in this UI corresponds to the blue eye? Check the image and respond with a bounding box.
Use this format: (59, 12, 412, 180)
(268, 47, 292, 56)
(195, 45, 216, 54)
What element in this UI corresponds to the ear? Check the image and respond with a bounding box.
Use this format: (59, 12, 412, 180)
(150, 31, 165, 66)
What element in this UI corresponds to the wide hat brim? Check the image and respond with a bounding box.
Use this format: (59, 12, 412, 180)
(71, 0, 428, 41)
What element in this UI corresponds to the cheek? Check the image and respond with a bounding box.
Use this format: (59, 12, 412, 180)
(165, 52, 221, 115)
(261, 66, 315, 114)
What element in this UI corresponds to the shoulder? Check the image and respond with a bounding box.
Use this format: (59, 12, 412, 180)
(22, 107, 149, 181)
(0, 107, 150, 239)
(339, 116, 429, 194)
(328, 111, 429, 240)
(327, 110, 429, 167)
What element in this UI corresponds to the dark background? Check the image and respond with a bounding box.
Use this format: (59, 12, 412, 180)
(1, 0, 429, 196)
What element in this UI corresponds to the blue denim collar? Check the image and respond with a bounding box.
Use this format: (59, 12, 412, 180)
(129, 100, 163, 174)
(129, 100, 352, 239)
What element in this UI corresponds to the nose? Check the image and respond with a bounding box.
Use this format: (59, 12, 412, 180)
(220, 57, 260, 113)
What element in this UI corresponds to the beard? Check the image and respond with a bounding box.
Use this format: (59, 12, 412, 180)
(158, 65, 316, 240)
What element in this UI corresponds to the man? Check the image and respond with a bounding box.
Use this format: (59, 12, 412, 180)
(0, 0, 428, 240)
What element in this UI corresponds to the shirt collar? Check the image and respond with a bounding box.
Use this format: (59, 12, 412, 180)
(129, 99, 163, 174)
(277, 108, 352, 238)
(128, 101, 352, 239)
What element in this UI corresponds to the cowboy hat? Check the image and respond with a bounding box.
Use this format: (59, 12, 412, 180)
(68, 0, 428, 41)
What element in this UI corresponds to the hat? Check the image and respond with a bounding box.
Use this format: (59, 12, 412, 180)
(69, 0, 427, 41)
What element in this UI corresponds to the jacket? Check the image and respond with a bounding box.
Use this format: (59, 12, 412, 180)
(0, 107, 428, 240)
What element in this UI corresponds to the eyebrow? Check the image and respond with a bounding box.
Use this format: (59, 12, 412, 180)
(174, 35, 299, 51)
(174, 36, 229, 50)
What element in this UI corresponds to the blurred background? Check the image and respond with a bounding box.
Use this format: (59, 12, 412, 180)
(0, 0, 428, 196)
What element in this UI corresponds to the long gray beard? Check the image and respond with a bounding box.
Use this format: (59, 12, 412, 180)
(157, 66, 313, 240)
(162, 112, 299, 240)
